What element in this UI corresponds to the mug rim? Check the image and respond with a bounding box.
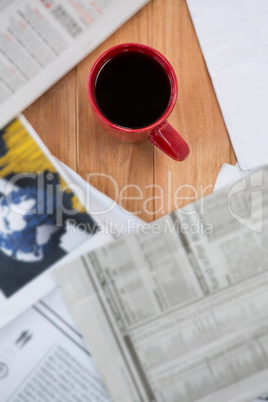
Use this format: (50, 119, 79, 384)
(87, 43, 178, 133)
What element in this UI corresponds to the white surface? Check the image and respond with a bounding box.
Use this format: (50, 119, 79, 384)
(187, 0, 268, 170)
(214, 163, 252, 191)
(214, 162, 267, 191)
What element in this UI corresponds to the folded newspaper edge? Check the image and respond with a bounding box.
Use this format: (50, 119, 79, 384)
(214, 163, 268, 192)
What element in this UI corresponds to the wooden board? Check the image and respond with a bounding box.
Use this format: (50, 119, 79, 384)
(24, 0, 235, 223)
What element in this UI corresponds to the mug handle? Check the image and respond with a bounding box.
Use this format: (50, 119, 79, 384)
(148, 121, 190, 161)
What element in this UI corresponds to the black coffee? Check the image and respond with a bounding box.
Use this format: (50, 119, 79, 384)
(94, 51, 171, 129)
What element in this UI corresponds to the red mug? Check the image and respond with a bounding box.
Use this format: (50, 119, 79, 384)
(87, 43, 190, 161)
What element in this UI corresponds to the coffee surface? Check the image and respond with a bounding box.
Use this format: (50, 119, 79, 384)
(94, 51, 171, 129)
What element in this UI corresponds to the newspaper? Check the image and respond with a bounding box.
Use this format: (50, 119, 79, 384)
(0, 115, 113, 329)
(0, 287, 111, 401)
(0, 0, 149, 129)
(0, 147, 144, 400)
(55, 167, 268, 402)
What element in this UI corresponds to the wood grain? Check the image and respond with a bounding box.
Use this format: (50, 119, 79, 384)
(24, 69, 77, 171)
(24, 0, 236, 223)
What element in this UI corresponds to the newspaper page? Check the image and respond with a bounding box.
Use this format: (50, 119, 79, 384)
(0, 115, 114, 329)
(0, 287, 111, 401)
(55, 167, 268, 402)
(0, 0, 149, 129)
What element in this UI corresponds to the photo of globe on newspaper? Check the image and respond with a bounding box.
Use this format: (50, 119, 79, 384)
(0, 117, 97, 299)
